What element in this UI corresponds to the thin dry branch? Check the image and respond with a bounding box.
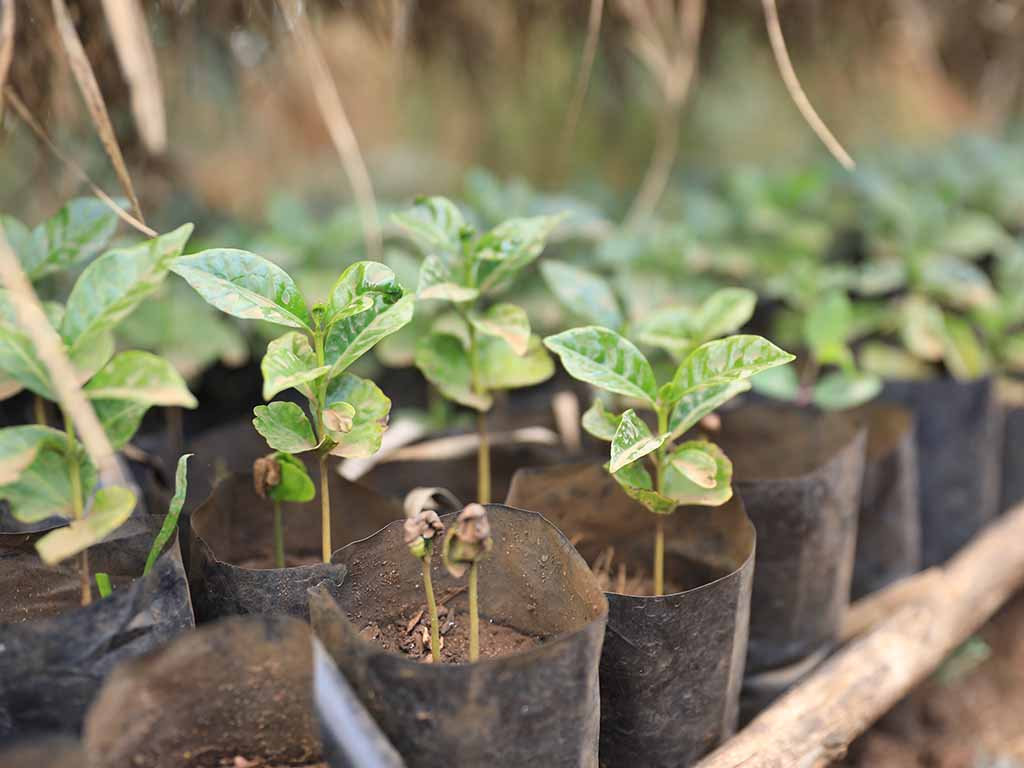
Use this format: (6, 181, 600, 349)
(621, 0, 705, 226)
(4, 88, 156, 238)
(0, 0, 13, 119)
(0, 225, 124, 485)
(697, 500, 1024, 767)
(101, 0, 167, 155)
(277, 0, 383, 262)
(558, 0, 604, 169)
(761, 0, 855, 170)
(51, 0, 145, 221)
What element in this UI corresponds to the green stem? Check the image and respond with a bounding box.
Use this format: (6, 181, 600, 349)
(319, 453, 331, 563)
(468, 560, 480, 662)
(33, 395, 47, 426)
(423, 551, 441, 663)
(653, 406, 669, 597)
(477, 412, 490, 504)
(273, 499, 285, 569)
(64, 410, 90, 606)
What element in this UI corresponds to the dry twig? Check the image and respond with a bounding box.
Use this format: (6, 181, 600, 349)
(558, 0, 604, 171)
(0, 0, 14, 119)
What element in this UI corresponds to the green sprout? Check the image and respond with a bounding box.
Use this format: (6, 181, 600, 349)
(442, 503, 493, 661)
(172, 254, 413, 562)
(404, 504, 445, 663)
(254, 452, 316, 568)
(393, 197, 560, 503)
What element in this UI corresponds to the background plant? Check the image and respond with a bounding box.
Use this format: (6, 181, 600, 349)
(172, 253, 413, 561)
(545, 326, 793, 595)
(393, 196, 560, 503)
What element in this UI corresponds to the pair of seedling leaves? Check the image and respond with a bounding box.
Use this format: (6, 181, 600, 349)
(392, 196, 560, 412)
(0, 200, 198, 563)
(171, 251, 415, 501)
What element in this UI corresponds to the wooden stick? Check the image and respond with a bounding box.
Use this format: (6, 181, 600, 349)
(697, 501, 1024, 768)
(838, 567, 943, 644)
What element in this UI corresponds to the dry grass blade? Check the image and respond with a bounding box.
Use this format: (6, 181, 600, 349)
(0, 224, 123, 484)
(277, 0, 383, 262)
(4, 87, 156, 238)
(51, 0, 145, 221)
(0, 0, 14, 120)
(101, 0, 166, 155)
(761, 0, 855, 170)
(558, 0, 604, 171)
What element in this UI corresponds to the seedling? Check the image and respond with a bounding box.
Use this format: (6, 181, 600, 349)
(143, 453, 193, 574)
(0, 223, 198, 605)
(545, 327, 793, 595)
(172, 253, 414, 561)
(442, 503, 493, 661)
(393, 197, 559, 503)
(404, 505, 445, 663)
(254, 452, 315, 568)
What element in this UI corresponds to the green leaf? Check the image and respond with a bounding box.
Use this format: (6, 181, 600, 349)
(417, 256, 478, 302)
(668, 380, 751, 441)
(941, 212, 1011, 260)
(414, 332, 492, 411)
(634, 307, 698, 359)
(85, 351, 197, 408)
(38, 197, 119, 278)
(0, 307, 55, 399)
(0, 426, 64, 485)
(920, 257, 996, 310)
(670, 443, 719, 488)
(692, 287, 757, 341)
(328, 261, 403, 324)
(750, 364, 800, 402)
(942, 314, 990, 380)
(544, 326, 658, 406)
(813, 371, 882, 410)
(804, 291, 853, 366)
(859, 341, 936, 381)
(324, 293, 415, 377)
(539, 260, 623, 329)
(609, 409, 668, 473)
(35, 486, 136, 565)
(663, 335, 795, 405)
(269, 452, 316, 503)
(95, 572, 113, 598)
(661, 441, 733, 507)
(582, 399, 621, 441)
(392, 197, 467, 264)
(171, 247, 311, 329)
(473, 214, 563, 294)
(261, 332, 329, 401)
(63, 224, 194, 354)
(1002, 333, 1024, 372)
(858, 259, 907, 296)
(253, 402, 319, 453)
(477, 334, 555, 391)
(0, 428, 96, 523)
(322, 401, 356, 436)
(469, 303, 530, 356)
(612, 460, 677, 515)
(144, 453, 191, 574)
(900, 295, 946, 362)
(1, 215, 47, 279)
(324, 373, 392, 458)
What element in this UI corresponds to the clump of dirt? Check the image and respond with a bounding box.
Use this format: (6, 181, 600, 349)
(357, 587, 543, 663)
(842, 590, 1024, 767)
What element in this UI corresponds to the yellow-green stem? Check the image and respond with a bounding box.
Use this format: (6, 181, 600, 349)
(273, 499, 285, 569)
(64, 411, 90, 606)
(468, 561, 480, 662)
(477, 412, 490, 504)
(33, 395, 46, 426)
(423, 552, 441, 663)
(319, 453, 331, 563)
(654, 517, 664, 597)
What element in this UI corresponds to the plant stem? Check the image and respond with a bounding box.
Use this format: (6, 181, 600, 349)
(654, 517, 665, 597)
(319, 453, 331, 563)
(33, 395, 47, 426)
(273, 499, 285, 569)
(64, 410, 90, 606)
(477, 412, 490, 504)
(468, 560, 480, 662)
(423, 552, 441, 663)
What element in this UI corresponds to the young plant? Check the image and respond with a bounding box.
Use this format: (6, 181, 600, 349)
(404, 504, 445, 663)
(545, 327, 794, 595)
(442, 503, 493, 661)
(254, 452, 315, 568)
(171, 253, 414, 561)
(393, 197, 560, 503)
(0, 224, 198, 605)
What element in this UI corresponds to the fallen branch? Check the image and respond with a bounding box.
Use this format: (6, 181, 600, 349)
(697, 500, 1024, 768)
(839, 567, 943, 644)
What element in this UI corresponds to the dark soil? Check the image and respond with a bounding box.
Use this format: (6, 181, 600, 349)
(233, 553, 323, 570)
(841, 590, 1024, 767)
(353, 587, 543, 663)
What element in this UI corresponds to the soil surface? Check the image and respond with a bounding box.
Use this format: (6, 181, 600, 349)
(840, 589, 1024, 767)
(355, 586, 543, 663)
